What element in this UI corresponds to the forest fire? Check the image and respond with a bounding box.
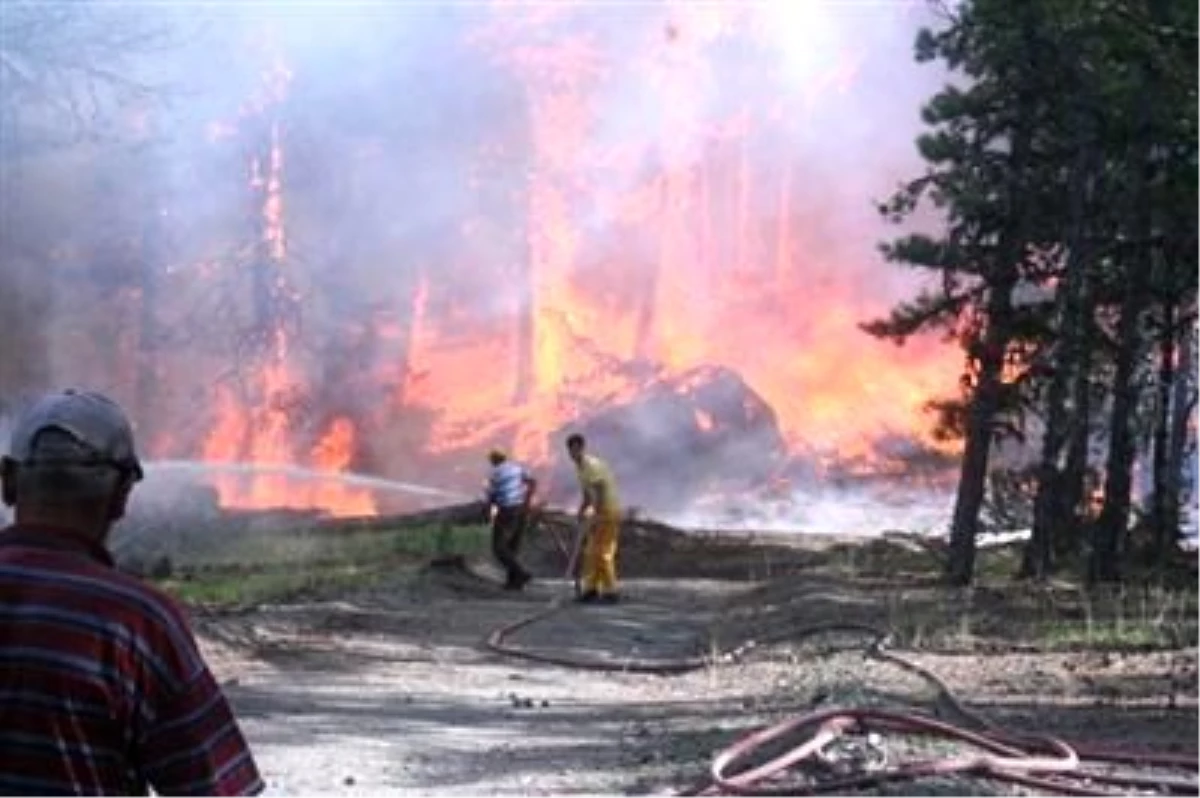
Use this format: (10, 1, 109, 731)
(196, 46, 380, 516)
(186, 2, 961, 518)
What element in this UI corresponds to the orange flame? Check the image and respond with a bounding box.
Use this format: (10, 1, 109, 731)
(310, 418, 376, 516)
(202, 354, 377, 516)
(403, 3, 962, 471)
(196, 4, 962, 517)
(200, 42, 375, 517)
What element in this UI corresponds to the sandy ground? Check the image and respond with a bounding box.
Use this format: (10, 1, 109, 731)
(190, 536, 1199, 796)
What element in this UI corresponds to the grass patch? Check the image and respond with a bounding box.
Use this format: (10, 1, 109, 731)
(818, 537, 1026, 585)
(734, 536, 1198, 654)
(1032, 622, 1180, 650)
(161, 564, 382, 606)
(879, 583, 1200, 652)
(156, 522, 492, 608)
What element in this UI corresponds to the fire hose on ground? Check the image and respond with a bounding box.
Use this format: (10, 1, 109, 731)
(695, 706, 1199, 796)
(483, 593, 1200, 796)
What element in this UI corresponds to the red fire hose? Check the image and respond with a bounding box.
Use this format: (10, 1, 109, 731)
(700, 706, 1199, 796)
(483, 598, 1199, 796)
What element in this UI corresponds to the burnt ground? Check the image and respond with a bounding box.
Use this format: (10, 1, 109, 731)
(190, 520, 1199, 796)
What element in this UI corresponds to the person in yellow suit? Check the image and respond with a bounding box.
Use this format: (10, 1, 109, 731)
(566, 433, 621, 604)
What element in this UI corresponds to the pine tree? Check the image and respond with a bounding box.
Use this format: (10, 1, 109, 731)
(866, 1, 1056, 585)
(1090, 0, 1196, 583)
(870, 0, 1197, 584)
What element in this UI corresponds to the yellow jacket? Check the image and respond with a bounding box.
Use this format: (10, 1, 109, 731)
(576, 454, 620, 517)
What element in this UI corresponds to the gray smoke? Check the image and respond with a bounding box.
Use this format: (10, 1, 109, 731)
(1, 2, 969, 533)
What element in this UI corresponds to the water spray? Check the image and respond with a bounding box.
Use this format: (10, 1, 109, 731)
(144, 459, 472, 501)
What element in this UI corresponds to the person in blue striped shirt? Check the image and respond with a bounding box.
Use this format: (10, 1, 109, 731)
(485, 449, 538, 590)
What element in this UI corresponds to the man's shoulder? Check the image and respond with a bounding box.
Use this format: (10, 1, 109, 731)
(106, 568, 190, 622)
(497, 461, 531, 478)
(578, 455, 610, 478)
(78, 568, 204, 672)
(8, 549, 190, 631)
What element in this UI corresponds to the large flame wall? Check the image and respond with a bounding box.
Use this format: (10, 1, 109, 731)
(113, 2, 962, 516)
(405, 4, 960, 461)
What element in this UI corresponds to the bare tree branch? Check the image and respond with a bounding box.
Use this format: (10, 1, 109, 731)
(0, 0, 196, 156)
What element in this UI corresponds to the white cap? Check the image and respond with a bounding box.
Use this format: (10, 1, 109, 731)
(8, 390, 143, 481)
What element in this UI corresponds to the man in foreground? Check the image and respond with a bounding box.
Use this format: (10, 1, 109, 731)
(0, 389, 263, 796)
(565, 433, 622, 604)
(485, 448, 538, 590)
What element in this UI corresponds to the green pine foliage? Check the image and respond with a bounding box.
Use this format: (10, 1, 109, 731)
(868, 0, 1197, 585)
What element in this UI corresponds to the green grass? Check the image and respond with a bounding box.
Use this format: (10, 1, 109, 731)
(874, 580, 1200, 653)
(764, 536, 1199, 653)
(156, 522, 492, 608)
(161, 564, 383, 606)
(820, 536, 1027, 585)
(1033, 622, 1182, 650)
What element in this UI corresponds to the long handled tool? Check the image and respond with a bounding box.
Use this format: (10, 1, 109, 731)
(539, 506, 570, 560)
(564, 516, 591, 596)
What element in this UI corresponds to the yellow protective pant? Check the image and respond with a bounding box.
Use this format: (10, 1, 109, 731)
(581, 514, 620, 595)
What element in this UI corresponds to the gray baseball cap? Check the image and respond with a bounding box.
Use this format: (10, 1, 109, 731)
(8, 390, 143, 481)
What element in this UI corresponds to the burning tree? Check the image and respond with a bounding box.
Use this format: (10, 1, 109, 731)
(3, 2, 1004, 523)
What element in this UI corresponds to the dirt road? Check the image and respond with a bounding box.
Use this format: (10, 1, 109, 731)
(193, 540, 1199, 796)
(200, 570, 749, 795)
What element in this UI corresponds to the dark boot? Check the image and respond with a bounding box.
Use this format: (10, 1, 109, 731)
(504, 570, 532, 591)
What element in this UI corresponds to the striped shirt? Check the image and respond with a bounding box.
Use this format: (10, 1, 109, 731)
(486, 462, 531, 509)
(0, 525, 263, 796)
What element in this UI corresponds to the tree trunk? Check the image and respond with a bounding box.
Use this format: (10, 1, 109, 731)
(1091, 263, 1149, 583)
(1160, 316, 1196, 571)
(1024, 126, 1094, 580)
(1025, 286, 1087, 579)
(1150, 299, 1177, 568)
(1090, 38, 1158, 584)
(946, 10, 1039, 587)
(1168, 318, 1196, 468)
(946, 278, 1016, 586)
(1059, 319, 1095, 551)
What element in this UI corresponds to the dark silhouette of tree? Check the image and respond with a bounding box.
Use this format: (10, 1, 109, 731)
(865, 1, 1051, 585)
(867, 0, 1197, 584)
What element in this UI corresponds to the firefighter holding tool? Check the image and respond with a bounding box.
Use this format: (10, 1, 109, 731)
(566, 433, 622, 604)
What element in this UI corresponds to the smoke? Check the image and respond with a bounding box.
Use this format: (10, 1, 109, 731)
(1, 1, 972, 531)
(665, 481, 956, 538)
